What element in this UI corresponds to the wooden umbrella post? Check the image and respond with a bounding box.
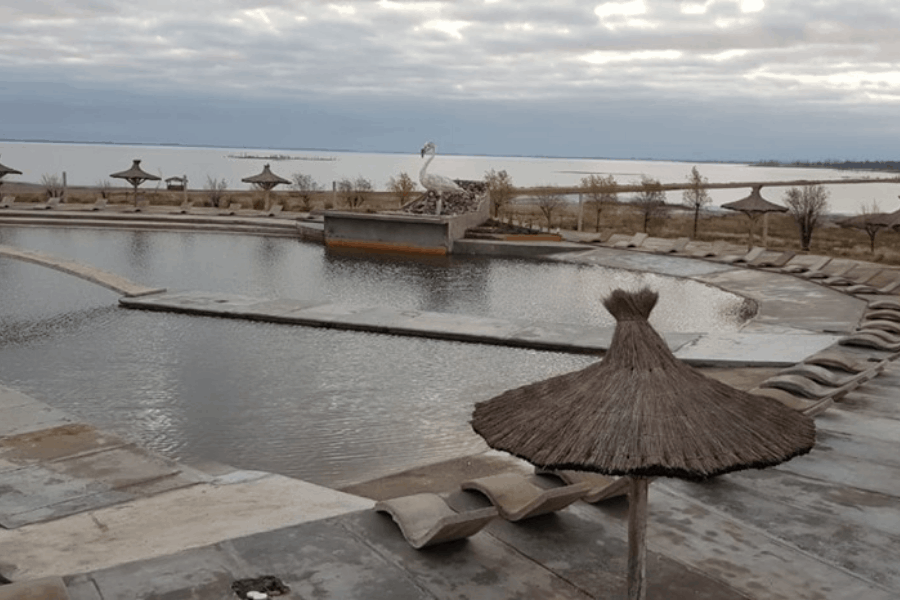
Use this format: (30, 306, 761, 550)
(627, 476, 650, 600)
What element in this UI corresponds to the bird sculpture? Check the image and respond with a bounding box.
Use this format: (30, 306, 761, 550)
(420, 141, 463, 215)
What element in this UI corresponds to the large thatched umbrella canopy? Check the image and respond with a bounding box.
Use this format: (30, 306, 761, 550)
(721, 185, 788, 248)
(0, 156, 22, 189)
(471, 288, 815, 599)
(242, 164, 289, 211)
(838, 208, 898, 254)
(110, 159, 161, 206)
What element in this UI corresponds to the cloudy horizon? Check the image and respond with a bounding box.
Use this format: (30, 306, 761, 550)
(2, 1, 899, 161)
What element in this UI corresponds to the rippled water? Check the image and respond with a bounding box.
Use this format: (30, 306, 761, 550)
(0, 227, 749, 487)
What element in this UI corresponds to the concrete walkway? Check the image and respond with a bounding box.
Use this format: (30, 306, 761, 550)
(0, 244, 165, 297)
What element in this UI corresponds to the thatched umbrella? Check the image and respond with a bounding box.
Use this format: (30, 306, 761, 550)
(242, 164, 289, 211)
(110, 159, 160, 207)
(838, 208, 897, 254)
(0, 156, 22, 190)
(721, 185, 788, 248)
(471, 288, 815, 600)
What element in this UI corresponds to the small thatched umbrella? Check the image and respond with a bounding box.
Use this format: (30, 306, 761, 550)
(838, 208, 897, 254)
(471, 288, 815, 600)
(242, 164, 289, 211)
(721, 185, 788, 248)
(110, 159, 161, 207)
(0, 156, 22, 190)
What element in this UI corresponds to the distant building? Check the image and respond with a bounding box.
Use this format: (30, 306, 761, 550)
(166, 176, 186, 191)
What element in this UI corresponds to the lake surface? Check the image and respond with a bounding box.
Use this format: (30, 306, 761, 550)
(1, 140, 894, 214)
(0, 227, 749, 487)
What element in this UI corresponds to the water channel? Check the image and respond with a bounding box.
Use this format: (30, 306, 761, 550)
(0, 226, 750, 487)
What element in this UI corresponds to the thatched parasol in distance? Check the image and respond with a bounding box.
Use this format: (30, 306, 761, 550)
(110, 159, 161, 207)
(838, 206, 898, 254)
(242, 164, 289, 211)
(471, 288, 816, 600)
(721, 185, 788, 248)
(0, 156, 22, 190)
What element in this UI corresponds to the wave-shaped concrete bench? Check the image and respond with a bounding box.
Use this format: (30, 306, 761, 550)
(536, 468, 629, 503)
(750, 387, 836, 417)
(375, 492, 497, 549)
(804, 348, 887, 373)
(460, 473, 590, 521)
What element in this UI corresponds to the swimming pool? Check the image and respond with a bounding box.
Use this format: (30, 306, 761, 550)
(0, 226, 751, 487)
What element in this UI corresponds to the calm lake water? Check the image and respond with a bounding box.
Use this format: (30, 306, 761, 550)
(1, 140, 894, 214)
(0, 227, 748, 487)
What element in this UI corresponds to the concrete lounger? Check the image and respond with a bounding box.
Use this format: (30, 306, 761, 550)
(460, 473, 590, 521)
(753, 250, 796, 269)
(536, 468, 629, 503)
(775, 363, 881, 388)
(375, 492, 497, 549)
(864, 309, 900, 323)
(839, 332, 900, 353)
(613, 232, 648, 249)
(801, 262, 854, 280)
(803, 349, 886, 373)
(779, 255, 831, 274)
(758, 373, 862, 400)
(716, 246, 765, 265)
(749, 387, 835, 417)
(692, 240, 727, 258)
(868, 298, 900, 311)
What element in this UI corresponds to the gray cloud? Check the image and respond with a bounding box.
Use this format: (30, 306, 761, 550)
(1, 0, 898, 158)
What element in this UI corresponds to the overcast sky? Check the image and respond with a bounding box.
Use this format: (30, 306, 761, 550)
(2, 0, 899, 161)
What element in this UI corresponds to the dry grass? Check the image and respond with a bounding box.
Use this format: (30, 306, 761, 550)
(1, 183, 405, 213)
(507, 197, 900, 266)
(5, 181, 900, 265)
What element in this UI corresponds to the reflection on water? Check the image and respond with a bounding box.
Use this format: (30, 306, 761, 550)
(0, 227, 750, 487)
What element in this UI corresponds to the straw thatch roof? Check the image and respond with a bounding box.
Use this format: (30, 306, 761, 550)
(721, 185, 788, 215)
(110, 160, 161, 184)
(0, 158, 22, 178)
(471, 288, 815, 481)
(241, 164, 289, 188)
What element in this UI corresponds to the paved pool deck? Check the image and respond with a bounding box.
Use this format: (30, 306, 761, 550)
(2, 217, 900, 599)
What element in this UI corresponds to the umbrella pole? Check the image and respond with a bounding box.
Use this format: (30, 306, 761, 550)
(627, 476, 649, 600)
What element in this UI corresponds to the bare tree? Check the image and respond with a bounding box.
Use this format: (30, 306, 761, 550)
(783, 184, 829, 251)
(337, 176, 373, 209)
(387, 172, 417, 207)
(291, 173, 323, 212)
(848, 200, 887, 254)
(484, 169, 514, 218)
(204, 176, 228, 208)
(632, 175, 667, 233)
(682, 166, 711, 238)
(535, 190, 565, 230)
(581, 174, 618, 232)
(41, 174, 63, 199)
(95, 179, 112, 199)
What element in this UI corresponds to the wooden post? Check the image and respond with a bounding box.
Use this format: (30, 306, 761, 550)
(182, 174, 188, 205)
(577, 192, 584, 232)
(62, 171, 67, 203)
(627, 477, 649, 600)
(762, 212, 769, 247)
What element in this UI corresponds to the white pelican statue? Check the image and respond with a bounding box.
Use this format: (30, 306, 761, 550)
(420, 141, 462, 215)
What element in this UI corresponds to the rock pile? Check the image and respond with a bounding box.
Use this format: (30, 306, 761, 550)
(401, 180, 487, 216)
